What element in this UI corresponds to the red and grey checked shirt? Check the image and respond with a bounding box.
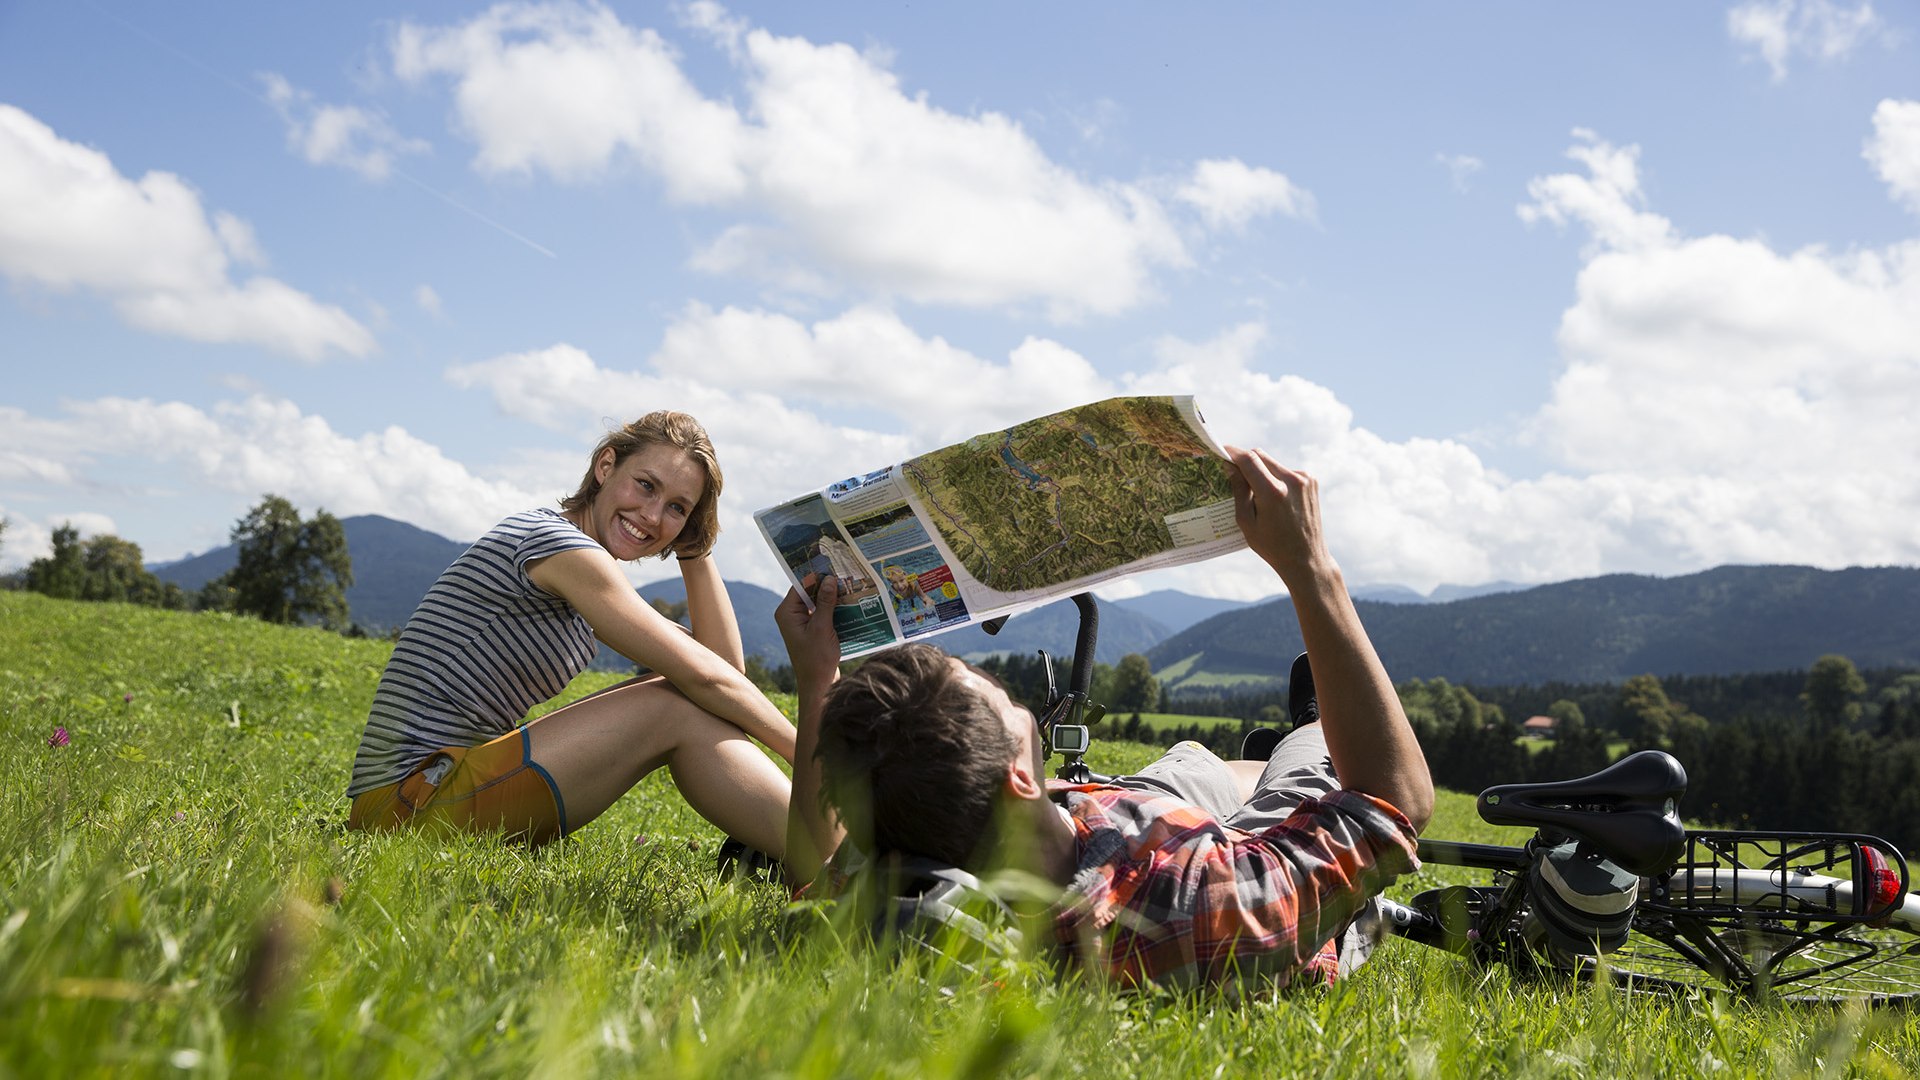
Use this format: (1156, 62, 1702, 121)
(1048, 782, 1420, 991)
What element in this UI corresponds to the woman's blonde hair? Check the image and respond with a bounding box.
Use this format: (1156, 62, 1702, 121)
(560, 411, 723, 559)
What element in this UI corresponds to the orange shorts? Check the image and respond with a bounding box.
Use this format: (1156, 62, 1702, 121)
(348, 727, 565, 845)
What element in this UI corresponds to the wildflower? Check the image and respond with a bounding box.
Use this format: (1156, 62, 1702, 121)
(123, 693, 134, 704)
(633, 834, 649, 847)
(173, 811, 187, 822)
(49, 727, 70, 748)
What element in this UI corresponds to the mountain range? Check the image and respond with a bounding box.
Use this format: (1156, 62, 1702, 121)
(1148, 564, 1920, 692)
(151, 516, 1920, 687)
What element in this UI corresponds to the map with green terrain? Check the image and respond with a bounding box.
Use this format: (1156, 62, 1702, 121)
(902, 397, 1233, 593)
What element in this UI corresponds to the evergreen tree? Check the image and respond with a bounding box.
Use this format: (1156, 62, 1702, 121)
(217, 495, 355, 628)
(1109, 653, 1159, 713)
(1802, 654, 1867, 733)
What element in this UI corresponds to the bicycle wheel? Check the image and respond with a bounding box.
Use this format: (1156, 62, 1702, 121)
(1535, 914, 1730, 996)
(1539, 881, 1920, 1002)
(1623, 877, 1920, 1002)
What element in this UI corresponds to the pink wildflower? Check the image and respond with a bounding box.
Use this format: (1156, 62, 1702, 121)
(123, 693, 134, 703)
(49, 727, 70, 748)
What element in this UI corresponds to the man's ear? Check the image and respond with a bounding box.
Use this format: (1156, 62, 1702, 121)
(1004, 752, 1044, 801)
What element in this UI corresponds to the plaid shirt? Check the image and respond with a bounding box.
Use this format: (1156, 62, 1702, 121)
(1049, 782, 1419, 991)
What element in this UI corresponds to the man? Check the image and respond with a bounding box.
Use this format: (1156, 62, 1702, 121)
(776, 446, 1434, 990)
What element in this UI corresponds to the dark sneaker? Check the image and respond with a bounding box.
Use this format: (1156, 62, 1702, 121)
(1241, 726, 1282, 761)
(1288, 652, 1319, 731)
(716, 837, 783, 884)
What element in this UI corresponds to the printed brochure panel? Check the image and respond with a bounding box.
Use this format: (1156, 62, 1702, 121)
(755, 493, 897, 651)
(871, 546, 970, 639)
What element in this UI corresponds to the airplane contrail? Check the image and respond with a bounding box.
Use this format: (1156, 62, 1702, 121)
(83, 0, 559, 260)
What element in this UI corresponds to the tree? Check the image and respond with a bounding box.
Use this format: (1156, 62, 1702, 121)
(1109, 653, 1160, 713)
(1616, 674, 1704, 751)
(24, 524, 87, 599)
(218, 496, 354, 628)
(1802, 654, 1866, 733)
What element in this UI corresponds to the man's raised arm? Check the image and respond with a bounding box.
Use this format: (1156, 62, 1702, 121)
(775, 576, 849, 885)
(1224, 446, 1434, 830)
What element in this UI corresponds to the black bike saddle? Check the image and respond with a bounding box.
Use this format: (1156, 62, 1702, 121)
(1476, 750, 1689, 876)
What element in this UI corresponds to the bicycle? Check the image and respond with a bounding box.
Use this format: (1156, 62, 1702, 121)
(987, 592, 1920, 1004)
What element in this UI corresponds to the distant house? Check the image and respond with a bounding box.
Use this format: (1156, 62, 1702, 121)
(1522, 715, 1557, 740)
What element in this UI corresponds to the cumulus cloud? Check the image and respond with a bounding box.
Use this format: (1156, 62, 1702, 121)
(415, 283, 444, 316)
(1517, 130, 1674, 254)
(0, 105, 375, 360)
(1728, 0, 1884, 81)
(1865, 99, 1920, 213)
(1520, 127, 1920, 572)
(261, 73, 430, 181)
(1175, 159, 1316, 231)
(390, 2, 1318, 318)
(0, 395, 539, 558)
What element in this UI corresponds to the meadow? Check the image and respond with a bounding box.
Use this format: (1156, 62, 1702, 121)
(2, 590, 1916, 1077)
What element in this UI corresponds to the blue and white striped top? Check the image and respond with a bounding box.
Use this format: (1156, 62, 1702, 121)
(348, 508, 606, 796)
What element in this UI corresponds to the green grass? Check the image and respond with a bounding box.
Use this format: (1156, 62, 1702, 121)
(1098, 711, 1241, 735)
(4, 590, 1919, 1077)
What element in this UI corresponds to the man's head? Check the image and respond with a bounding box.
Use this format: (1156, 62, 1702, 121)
(814, 644, 1045, 869)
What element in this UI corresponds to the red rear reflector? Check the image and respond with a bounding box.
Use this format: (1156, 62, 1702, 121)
(1862, 846, 1902, 926)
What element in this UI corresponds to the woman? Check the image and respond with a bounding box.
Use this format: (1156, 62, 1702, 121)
(346, 411, 794, 858)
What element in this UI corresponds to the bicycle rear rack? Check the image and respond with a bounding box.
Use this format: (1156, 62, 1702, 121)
(1649, 830, 1912, 925)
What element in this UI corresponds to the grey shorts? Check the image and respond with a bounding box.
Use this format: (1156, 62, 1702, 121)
(1111, 725, 1337, 831)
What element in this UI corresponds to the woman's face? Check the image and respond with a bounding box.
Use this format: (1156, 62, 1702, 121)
(584, 441, 707, 560)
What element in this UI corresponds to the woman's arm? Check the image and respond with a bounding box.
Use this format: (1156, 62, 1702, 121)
(676, 552, 747, 673)
(530, 548, 796, 763)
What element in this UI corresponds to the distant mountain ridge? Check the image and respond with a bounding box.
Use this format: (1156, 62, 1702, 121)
(1149, 564, 1920, 691)
(151, 517, 1920, 688)
(938, 597, 1171, 665)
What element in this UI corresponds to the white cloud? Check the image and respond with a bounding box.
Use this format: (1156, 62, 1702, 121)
(1728, 0, 1884, 81)
(415, 283, 444, 316)
(1175, 158, 1316, 231)
(262, 73, 430, 181)
(0, 105, 375, 360)
(1435, 152, 1484, 193)
(1522, 127, 1920, 571)
(1865, 99, 1920, 213)
(391, 2, 1241, 319)
(1517, 129, 1673, 255)
(0, 395, 540, 556)
(391, 2, 748, 193)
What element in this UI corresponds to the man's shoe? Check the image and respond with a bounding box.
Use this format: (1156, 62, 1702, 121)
(1241, 726, 1282, 761)
(716, 837, 783, 884)
(1288, 652, 1319, 731)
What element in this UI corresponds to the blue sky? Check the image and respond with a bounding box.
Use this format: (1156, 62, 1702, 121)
(2, 1, 1916, 601)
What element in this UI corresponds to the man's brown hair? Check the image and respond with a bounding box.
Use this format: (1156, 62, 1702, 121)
(815, 643, 1018, 869)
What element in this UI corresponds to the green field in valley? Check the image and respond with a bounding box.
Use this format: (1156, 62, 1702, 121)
(4, 590, 1917, 1077)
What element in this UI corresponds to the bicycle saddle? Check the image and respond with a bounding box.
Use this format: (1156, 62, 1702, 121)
(1476, 750, 1689, 876)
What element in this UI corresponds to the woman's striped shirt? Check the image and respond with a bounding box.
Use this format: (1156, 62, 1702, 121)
(348, 508, 605, 796)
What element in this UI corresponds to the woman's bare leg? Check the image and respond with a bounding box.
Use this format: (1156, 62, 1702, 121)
(522, 676, 791, 856)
